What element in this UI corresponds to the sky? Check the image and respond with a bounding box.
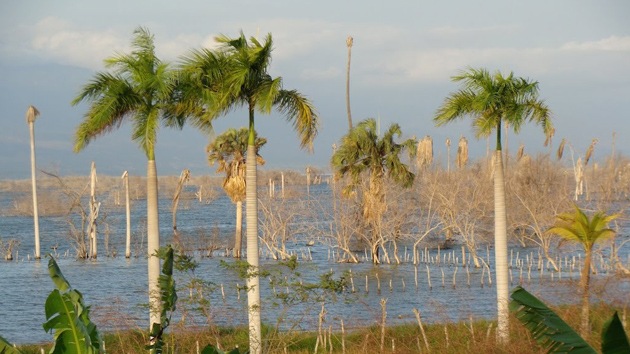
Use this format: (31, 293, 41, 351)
(0, 1, 628, 179)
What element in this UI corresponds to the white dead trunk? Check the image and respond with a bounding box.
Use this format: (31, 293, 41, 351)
(26, 105, 41, 259)
(123, 171, 131, 258)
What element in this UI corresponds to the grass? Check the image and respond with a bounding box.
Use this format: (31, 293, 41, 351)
(13, 302, 628, 353)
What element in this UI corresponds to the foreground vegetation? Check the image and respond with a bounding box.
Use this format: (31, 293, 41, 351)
(12, 302, 628, 353)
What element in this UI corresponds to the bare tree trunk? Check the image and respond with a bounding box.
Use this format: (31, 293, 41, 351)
(147, 160, 161, 335)
(246, 141, 262, 354)
(27, 106, 41, 259)
(345, 36, 353, 131)
(234, 200, 243, 258)
(123, 171, 132, 258)
(172, 169, 190, 247)
(494, 150, 510, 343)
(89, 161, 98, 259)
(580, 248, 592, 338)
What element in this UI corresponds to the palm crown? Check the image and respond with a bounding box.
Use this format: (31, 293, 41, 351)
(72, 27, 210, 159)
(434, 67, 552, 150)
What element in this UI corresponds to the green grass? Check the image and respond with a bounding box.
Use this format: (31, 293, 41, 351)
(12, 302, 628, 353)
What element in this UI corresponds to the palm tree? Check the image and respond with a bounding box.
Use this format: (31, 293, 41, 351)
(207, 128, 267, 258)
(71, 27, 206, 337)
(434, 67, 552, 342)
(548, 206, 618, 337)
(331, 118, 415, 264)
(179, 32, 318, 354)
(26, 105, 41, 259)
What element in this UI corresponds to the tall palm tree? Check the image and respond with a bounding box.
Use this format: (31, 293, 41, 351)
(548, 206, 618, 337)
(207, 128, 267, 258)
(331, 118, 415, 264)
(434, 67, 552, 343)
(71, 27, 207, 337)
(26, 105, 41, 259)
(179, 32, 318, 354)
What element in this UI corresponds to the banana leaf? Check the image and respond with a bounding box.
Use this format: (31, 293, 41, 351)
(509, 286, 596, 353)
(0, 336, 22, 354)
(601, 311, 630, 354)
(43, 256, 102, 354)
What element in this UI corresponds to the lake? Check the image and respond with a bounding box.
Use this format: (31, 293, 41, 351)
(1, 183, 628, 344)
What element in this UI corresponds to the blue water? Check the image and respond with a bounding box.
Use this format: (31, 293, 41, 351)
(0, 183, 628, 345)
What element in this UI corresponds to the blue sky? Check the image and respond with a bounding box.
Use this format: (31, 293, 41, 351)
(1, 1, 628, 179)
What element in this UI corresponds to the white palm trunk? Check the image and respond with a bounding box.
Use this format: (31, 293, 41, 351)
(146, 160, 161, 331)
(27, 106, 41, 259)
(235, 200, 243, 258)
(123, 171, 131, 258)
(493, 150, 510, 343)
(246, 145, 262, 354)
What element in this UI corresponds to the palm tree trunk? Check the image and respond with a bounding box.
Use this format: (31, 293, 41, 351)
(580, 248, 592, 338)
(493, 150, 510, 343)
(123, 171, 131, 258)
(234, 200, 243, 258)
(28, 120, 41, 260)
(345, 36, 353, 131)
(146, 160, 161, 333)
(246, 143, 262, 354)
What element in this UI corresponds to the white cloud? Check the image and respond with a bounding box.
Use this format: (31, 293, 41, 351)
(561, 36, 630, 52)
(31, 17, 128, 70)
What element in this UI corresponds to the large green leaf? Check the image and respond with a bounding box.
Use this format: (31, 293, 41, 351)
(509, 286, 596, 353)
(601, 311, 630, 354)
(48, 256, 70, 292)
(44, 256, 102, 354)
(0, 336, 22, 354)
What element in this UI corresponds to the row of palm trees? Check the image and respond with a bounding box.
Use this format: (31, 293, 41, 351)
(68, 26, 615, 350)
(72, 27, 318, 353)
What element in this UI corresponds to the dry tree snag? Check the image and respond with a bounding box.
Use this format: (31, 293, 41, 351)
(172, 169, 191, 247)
(40, 170, 91, 258)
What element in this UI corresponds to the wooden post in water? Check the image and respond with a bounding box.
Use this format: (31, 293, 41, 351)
(88, 161, 99, 259)
(123, 171, 131, 258)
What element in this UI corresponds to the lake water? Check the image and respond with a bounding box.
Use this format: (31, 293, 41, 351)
(1, 183, 628, 344)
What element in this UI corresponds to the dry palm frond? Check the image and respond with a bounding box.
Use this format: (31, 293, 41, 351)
(26, 105, 40, 123)
(584, 139, 598, 166)
(416, 135, 433, 168)
(456, 136, 468, 168)
(516, 144, 525, 162)
(556, 138, 566, 160)
(544, 127, 555, 147)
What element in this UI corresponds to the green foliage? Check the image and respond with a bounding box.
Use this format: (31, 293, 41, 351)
(43, 255, 103, 354)
(601, 312, 630, 354)
(548, 205, 618, 252)
(147, 245, 178, 353)
(510, 286, 595, 353)
(0, 336, 22, 354)
(222, 256, 352, 308)
(433, 67, 552, 150)
(331, 118, 416, 194)
(510, 286, 630, 353)
(201, 344, 247, 354)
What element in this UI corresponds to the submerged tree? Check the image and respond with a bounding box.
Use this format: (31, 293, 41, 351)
(207, 128, 266, 258)
(331, 118, 415, 264)
(434, 67, 552, 343)
(71, 27, 208, 339)
(178, 32, 318, 354)
(26, 105, 41, 259)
